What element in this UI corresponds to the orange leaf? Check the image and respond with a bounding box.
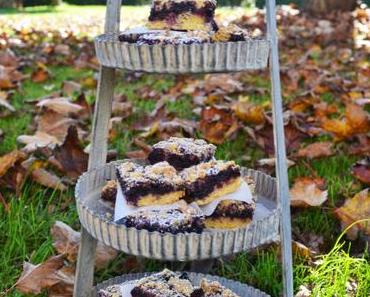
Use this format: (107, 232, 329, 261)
(334, 189, 370, 240)
(290, 177, 328, 207)
(297, 142, 334, 159)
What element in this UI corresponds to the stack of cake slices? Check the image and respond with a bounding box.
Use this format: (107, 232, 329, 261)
(98, 269, 241, 297)
(101, 137, 256, 234)
(117, 0, 250, 45)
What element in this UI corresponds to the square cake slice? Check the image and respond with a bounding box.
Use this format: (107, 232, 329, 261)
(204, 200, 255, 229)
(148, 137, 216, 170)
(117, 201, 204, 234)
(148, 0, 217, 31)
(195, 279, 240, 297)
(131, 269, 195, 297)
(116, 161, 184, 207)
(181, 160, 241, 206)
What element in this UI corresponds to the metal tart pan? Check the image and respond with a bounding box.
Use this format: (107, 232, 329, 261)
(94, 33, 270, 73)
(94, 272, 270, 297)
(75, 160, 280, 261)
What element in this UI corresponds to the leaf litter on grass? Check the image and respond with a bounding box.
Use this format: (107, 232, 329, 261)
(0, 4, 369, 297)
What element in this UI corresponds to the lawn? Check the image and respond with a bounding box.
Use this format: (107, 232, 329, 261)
(0, 3, 369, 297)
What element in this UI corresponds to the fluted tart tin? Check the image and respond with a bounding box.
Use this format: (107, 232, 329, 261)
(94, 272, 271, 297)
(94, 33, 270, 73)
(75, 160, 280, 261)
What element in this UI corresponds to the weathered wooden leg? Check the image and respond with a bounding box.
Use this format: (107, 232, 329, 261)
(189, 259, 215, 273)
(266, 1, 294, 297)
(74, 66, 116, 297)
(74, 0, 121, 294)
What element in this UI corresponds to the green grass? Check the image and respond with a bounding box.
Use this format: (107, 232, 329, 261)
(0, 184, 78, 296)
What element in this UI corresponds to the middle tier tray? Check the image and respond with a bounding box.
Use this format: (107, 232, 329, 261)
(95, 33, 270, 73)
(75, 160, 280, 261)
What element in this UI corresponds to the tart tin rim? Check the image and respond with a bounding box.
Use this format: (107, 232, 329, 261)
(94, 271, 271, 297)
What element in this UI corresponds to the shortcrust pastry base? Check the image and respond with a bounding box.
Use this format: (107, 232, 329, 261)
(205, 217, 252, 229)
(136, 190, 185, 207)
(148, 14, 211, 31)
(195, 177, 241, 206)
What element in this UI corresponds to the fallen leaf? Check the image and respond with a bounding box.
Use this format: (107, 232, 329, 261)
(37, 97, 83, 115)
(257, 158, 295, 168)
(31, 66, 50, 83)
(233, 101, 265, 125)
(31, 168, 67, 191)
(295, 285, 312, 297)
(290, 177, 328, 207)
(351, 158, 370, 185)
(51, 221, 118, 268)
(62, 81, 82, 96)
(292, 240, 314, 259)
(0, 48, 19, 67)
(199, 106, 239, 144)
(48, 266, 75, 297)
(334, 189, 370, 240)
(204, 74, 243, 94)
(0, 150, 26, 177)
(0, 91, 15, 112)
(53, 126, 88, 180)
(17, 131, 61, 153)
(297, 142, 334, 159)
(15, 255, 65, 295)
(346, 103, 369, 134)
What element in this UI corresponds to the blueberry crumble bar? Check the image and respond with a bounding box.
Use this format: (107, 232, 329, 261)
(180, 160, 241, 206)
(116, 161, 185, 207)
(204, 200, 255, 229)
(148, 137, 216, 170)
(148, 0, 217, 31)
(117, 202, 204, 234)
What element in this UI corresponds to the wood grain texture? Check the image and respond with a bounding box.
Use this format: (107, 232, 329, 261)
(74, 0, 121, 296)
(266, 0, 294, 296)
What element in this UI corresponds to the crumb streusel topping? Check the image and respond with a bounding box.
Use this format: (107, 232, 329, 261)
(152, 137, 216, 158)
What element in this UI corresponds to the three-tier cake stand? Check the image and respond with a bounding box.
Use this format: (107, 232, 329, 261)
(73, 0, 294, 296)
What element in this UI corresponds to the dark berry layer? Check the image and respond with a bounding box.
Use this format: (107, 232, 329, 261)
(117, 208, 204, 234)
(149, 1, 216, 23)
(148, 148, 213, 170)
(209, 201, 254, 220)
(183, 167, 240, 203)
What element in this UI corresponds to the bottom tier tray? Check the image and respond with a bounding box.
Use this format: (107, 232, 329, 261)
(94, 272, 270, 297)
(75, 160, 280, 261)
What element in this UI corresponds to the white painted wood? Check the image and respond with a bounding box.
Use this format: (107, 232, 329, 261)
(74, 0, 121, 296)
(266, 0, 294, 296)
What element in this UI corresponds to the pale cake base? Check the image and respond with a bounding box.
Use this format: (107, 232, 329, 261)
(196, 177, 241, 206)
(205, 217, 252, 229)
(148, 14, 212, 31)
(136, 191, 184, 207)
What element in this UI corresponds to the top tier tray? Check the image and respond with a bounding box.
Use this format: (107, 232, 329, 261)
(94, 33, 270, 73)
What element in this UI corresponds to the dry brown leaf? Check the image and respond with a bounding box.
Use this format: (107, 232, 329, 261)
(292, 240, 314, 259)
(62, 81, 82, 96)
(0, 90, 15, 112)
(199, 106, 239, 144)
(0, 150, 26, 177)
(290, 177, 328, 207)
(334, 189, 370, 240)
(31, 168, 67, 191)
(346, 103, 369, 134)
(15, 255, 65, 295)
(17, 131, 61, 153)
(36, 111, 80, 142)
(51, 221, 118, 268)
(351, 158, 370, 185)
(204, 74, 243, 94)
(0, 48, 19, 67)
(31, 66, 50, 83)
(112, 101, 133, 118)
(48, 266, 75, 297)
(297, 142, 334, 159)
(53, 126, 88, 180)
(233, 101, 265, 125)
(37, 97, 83, 115)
